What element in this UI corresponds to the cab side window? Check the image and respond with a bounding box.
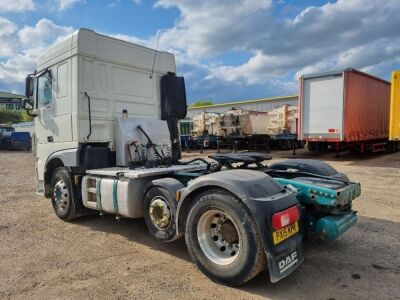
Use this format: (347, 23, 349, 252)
(37, 71, 53, 107)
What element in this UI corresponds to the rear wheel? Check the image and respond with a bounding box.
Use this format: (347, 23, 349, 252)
(185, 190, 266, 286)
(144, 186, 177, 241)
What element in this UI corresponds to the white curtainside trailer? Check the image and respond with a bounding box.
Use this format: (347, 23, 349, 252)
(300, 73, 344, 141)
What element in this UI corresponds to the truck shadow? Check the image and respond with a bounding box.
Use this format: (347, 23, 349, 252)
(75, 214, 400, 299)
(74, 214, 192, 263)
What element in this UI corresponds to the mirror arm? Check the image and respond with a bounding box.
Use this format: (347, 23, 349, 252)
(26, 108, 37, 118)
(22, 98, 37, 117)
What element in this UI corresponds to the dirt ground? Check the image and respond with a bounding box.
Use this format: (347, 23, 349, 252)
(0, 149, 399, 300)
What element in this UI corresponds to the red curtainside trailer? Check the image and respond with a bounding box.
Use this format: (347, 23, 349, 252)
(299, 68, 394, 155)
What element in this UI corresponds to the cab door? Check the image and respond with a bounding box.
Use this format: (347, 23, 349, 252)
(53, 60, 73, 144)
(34, 70, 55, 178)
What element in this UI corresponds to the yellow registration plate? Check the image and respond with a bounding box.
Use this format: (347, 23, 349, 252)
(272, 222, 299, 245)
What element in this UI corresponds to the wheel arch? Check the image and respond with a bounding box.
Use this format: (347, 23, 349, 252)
(144, 177, 185, 200)
(43, 149, 78, 197)
(175, 171, 269, 238)
(44, 158, 65, 197)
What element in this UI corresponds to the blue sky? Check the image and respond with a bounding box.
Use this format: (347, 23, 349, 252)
(1, 0, 399, 103)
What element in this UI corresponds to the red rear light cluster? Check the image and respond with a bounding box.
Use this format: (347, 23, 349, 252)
(272, 205, 300, 230)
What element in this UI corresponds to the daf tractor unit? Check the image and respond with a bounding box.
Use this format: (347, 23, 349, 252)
(22, 29, 360, 286)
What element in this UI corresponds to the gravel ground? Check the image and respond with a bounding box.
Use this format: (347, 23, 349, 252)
(0, 149, 399, 300)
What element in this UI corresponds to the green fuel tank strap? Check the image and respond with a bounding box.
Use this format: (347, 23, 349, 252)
(96, 178, 103, 212)
(113, 179, 119, 216)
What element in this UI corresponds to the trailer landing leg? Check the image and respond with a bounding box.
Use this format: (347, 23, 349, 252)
(292, 140, 296, 156)
(335, 142, 340, 158)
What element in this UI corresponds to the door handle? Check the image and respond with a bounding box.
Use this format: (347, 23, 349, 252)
(47, 136, 53, 142)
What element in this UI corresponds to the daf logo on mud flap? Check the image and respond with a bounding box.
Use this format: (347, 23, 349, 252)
(279, 252, 298, 273)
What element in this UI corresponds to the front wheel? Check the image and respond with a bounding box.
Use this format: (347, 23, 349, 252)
(51, 167, 86, 220)
(185, 190, 266, 286)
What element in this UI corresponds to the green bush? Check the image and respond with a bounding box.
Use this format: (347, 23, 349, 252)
(0, 110, 22, 124)
(0, 109, 33, 124)
(189, 100, 214, 108)
(20, 110, 34, 122)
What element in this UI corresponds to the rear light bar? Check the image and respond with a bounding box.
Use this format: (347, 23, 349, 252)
(272, 205, 300, 230)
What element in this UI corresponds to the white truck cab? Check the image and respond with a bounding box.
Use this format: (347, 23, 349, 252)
(23, 28, 186, 196)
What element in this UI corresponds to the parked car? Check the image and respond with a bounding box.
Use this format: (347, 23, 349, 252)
(0, 132, 31, 151)
(0, 125, 15, 137)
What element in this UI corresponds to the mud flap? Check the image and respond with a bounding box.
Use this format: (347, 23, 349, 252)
(267, 245, 304, 283)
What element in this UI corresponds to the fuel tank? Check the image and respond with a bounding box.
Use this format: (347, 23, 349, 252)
(81, 175, 150, 218)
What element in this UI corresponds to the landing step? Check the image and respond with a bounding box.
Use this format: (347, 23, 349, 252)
(87, 187, 97, 193)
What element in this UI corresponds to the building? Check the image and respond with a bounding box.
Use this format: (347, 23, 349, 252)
(186, 95, 298, 118)
(0, 91, 24, 111)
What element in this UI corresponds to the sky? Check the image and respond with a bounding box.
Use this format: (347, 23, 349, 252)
(0, 0, 399, 103)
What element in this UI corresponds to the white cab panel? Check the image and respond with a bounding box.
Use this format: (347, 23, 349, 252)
(54, 59, 73, 143)
(115, 117, 171, 166)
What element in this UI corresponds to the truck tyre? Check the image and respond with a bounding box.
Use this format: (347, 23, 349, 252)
(50, 167, 82, 221)
(185, 189, 266, 286)
(144, 186, 177, 241)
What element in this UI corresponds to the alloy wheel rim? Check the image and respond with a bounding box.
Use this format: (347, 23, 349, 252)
(53, 179, 70, 212)
(197, 210, 240, 265)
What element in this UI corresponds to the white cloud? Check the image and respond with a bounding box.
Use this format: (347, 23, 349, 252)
(18, 18, 73, 46)
(0, 18, 74, 86)
(56, 0, 83, 10)
(0, 0, 35, 12)
(146, 0, 400, 100)
(295, 37, 400, 79)
(0, 18, 18, 57)
(155, 0, 273, 59)
(194, 0, 400, 90)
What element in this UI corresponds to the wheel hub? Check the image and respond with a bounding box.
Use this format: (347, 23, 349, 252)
(53, 179, 69, 211)
(197, 210, 240, 265)
(220, 221, 239, 244)
(149, 197, 171, 229)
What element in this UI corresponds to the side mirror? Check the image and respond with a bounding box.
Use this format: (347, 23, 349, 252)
(25, 75, 34, 98)
(22, 98, 34, 110)
(160, 73, 187, 120)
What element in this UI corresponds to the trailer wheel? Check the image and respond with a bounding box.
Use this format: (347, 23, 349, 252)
(144, 186, 177, 241)
(185, 189, 265, 286)
(50, 167, 80, 221)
